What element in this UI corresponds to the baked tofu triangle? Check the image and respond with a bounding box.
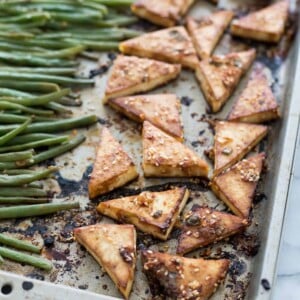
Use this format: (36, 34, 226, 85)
(108, 94, 183, 141)
(213, 121, 267, 176)
(187, 11, 234, 59)
(131, 0, 195, 27)
(142, 121, 209, 178)
(74, 224, 136, 300)
(177, 205, 248, 255)
(119, 26, 198, 70)
(103, 55, 181, 103)
(230, 1, 289, 43)
(228, 71, 280, 123)
(211, 153, 265, 218)
(195, 49, 256, 113)
(142, 250, 229, 300)
(97, 187, 190, 240)
(88, 128, 138, 199)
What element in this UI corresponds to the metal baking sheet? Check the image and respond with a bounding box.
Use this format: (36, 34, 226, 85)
(0, 1, 299, 299)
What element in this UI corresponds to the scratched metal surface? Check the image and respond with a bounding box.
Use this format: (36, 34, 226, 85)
(0, 1, 299, 300)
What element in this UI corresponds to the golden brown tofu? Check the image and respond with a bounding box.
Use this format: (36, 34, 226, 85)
(195, 49, 256, 113)
(177, 205, 248, 255)
(230, 1, 289, 43)
(228, 71, 280, 123)
(213, 121, 267, 176)
(108, 94, 184, 141)
(142, 250, 229, 300)
(142, 121, 209, 178)
(88, 128, 138, 199)
(131, 0, 195, 27)
(103, 55, 181, 103)
(74, 224, 136, 300)
(187, 11, 234, 59)
(211, 153, 265, 218)
(119, 26, 199, 70)
(97, 187, 189, 240)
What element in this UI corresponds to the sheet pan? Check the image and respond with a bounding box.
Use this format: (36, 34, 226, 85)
(0, 1, 299, 299)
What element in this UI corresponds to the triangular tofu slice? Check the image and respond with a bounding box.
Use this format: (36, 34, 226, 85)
(98, 187, 190, 240)
(142, 121, 209, 178)
(211, 153, 265, 218)
(119, 26, 198, 70)
(103, 55, 181, 103)
(142, 250, 229, 300)
(195, 49, 256, 112)
(177, 205, 248, 255)
(88, 128, 138, 199)
(187, 11, 234, 59)
(228, 71, 280, 123)
(131, 0, 195, 27)
(213, 121, 267, 176)
(231, 1, 289, 43)
(74, 224, 136, 300)
(108, 94, 183, 141)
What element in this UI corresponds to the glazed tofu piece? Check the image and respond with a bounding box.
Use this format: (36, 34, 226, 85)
(142, 121, 209, 178)
(119, 26, 199, 70)
(108, 94, 183, 141)
(195, 49, 256, 112)
(211, 153, 265, 218)
(131, 0, 195, 27)
(74, 224, 136, 300)
(103, 55, 181, 103)
(142, 250, 229, 300)
(177, 205, 248, 255)
(230, 1, 289, 43)
(213, 121, 267, 176)
(88, 128, 138, 198)
(187, 11, 234, 59)
(228, 71, 280, 123)
(97, 187, 190, 240)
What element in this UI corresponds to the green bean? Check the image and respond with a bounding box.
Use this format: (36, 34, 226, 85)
(0, 136, 68, 153)
(30, 134, 85, 165)
(96, 16, 138, 27)
(0, 201, 80, 219)
(0, 101, 54, 115)
(0, 0, 108, 14)
(85, 0, 134, 6)
(0, 187, 47, 197)
(0, 166, 57, 186)
(50, 11, 103, 24)
(35, 45, 86, 59)
(5, 133, 57, 145)
(0, 89, 70, 107)
(65, 39, 119, 51)
(0, 254, 3, 264)
(0, 31, 34, 40)
(0, 12, 49, 24)
(0, 158, 33, 170)
(0, 113, 29, 124)
(0, 197, 49, 204)
(0, 247, 52, 270)
(0, 41, 45, 52)
(0, 67, 77, 75)
(56, 97, 82, 107)
(27, 182, 43, 189)
(0, 150, 34, 162)
(0, 72, 93, 85)
(0, 52, 77, 67)
(0, 233, 41, 254)
(45, 102, 71, 114)
(0, 118, 31, 147)
(0, 81, 60, 93)
(3, 169, 36, 175)
(0, 115, 97, 134)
